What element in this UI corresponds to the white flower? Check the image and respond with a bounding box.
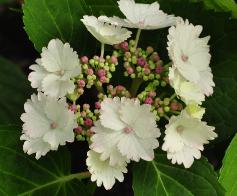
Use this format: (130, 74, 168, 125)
(167, 18, 215, 96)
(86, 150, 127, 190)
(28, 39, 81, 98)
(169, 67, 205, 104)
(91, 97, 160, 163)
(185, 103, 205, 120)
(99, 0, 176, 30)
(20, 93, 77, 159)
(162, 110, 217, 168)
(81, 15, 132, 45)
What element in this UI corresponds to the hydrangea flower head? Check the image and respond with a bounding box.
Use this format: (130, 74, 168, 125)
(99, 0, 176, 30)
(86, 150, 127, 190)
(162, 110, 217, 168)
(167, 18, 215, 96)
(20, 93, 77, 159)
(91, 97, 160, 163)
(28, 39, 81, 98)
(81, 15, 132, 45)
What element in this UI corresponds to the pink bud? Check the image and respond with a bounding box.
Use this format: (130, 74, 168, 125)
(127, 67, 134, 74)
(144, 68, 151, 75)
(95, 102, 101, 109)
(100, 76, 107, 83)
(116, 85, 124, 92)
(84, 118, 93, 126)
(149, 91, 156, 98)
(74, 126, 83, 134)
(70, 104, 77, 112)
(137, 58, 146, 66)
(156, 66, 164, 74)
(87, 68, 94, 75)
(110, 56, 118, 64)
(81, 56, 89, 64)
(170, 102, 178, 111)
(144, 97, 153, 105)
(120, 41, 129, 51)
(77, 80, 85, 88)
(97, 69, 106, 77)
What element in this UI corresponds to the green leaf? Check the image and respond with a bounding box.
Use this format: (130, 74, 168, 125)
(23, 0, 125, 55)
(219, 133, 237, 195)
(0, 125, 91, 195)
(203, 15, 237, 142)
(133, 153, 225, 196)
(23, 0, 93, 53)
(191, 0, 237, 18)
(0, 57, 31, 124)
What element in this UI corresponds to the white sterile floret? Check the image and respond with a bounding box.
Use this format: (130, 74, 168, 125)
(169, 67, 205, 104)
(20, 93, 77, 159)
(91, 97, 160, 163)
(162, 110, 217, 168)
(28, 39, 81, 98)
(99, 0, 176, 30)
(86, 150, 127, 190)
(81, 15, 132, 45)
(167, 18, 215, 96)
(185, 103, 205, 120)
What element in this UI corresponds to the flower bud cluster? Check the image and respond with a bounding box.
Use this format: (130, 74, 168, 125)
(76, 55, 118, 90)
(73, 103, 98, 142)
(138, 87, 183, 121)
(106, 85, 131, 98)
(115, 40, 169, 84)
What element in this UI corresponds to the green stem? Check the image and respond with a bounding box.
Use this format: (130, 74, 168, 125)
(170, 93, 177, 101)
(134, 29, 142, 49)
(130, 78, 143, 97)
(163, 114, 170, 121)
(74, 171, 91, 180)
(100, 43, 105, 58)
(95, 82, 105, 94)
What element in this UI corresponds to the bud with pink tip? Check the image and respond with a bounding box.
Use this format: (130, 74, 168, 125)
(81, 56, 89, 64)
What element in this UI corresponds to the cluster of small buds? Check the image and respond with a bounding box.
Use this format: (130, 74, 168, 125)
(114, 40, 169, 85)
(107, 85, 131, 98)
(138, 89, 183, 121)
(73, 103, 98, 142)
(76, 55, 118, 90)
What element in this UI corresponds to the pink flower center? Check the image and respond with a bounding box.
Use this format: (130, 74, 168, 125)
(123, 126, 133, 134)
(176, 125, 184, 133)
(181, 54, 189, 62)
(50, 122, 57, 129)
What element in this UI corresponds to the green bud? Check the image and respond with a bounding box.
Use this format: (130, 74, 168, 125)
(131, 73, 136, 79)
(143, 76, 149, 81)
(136, 66, 142, 72)
(124, 72, 129, 77)
(130, 47, 136, 53)
(99, 62, 104, 68)
(132, 56, 137, 64)
(107, 73, 112, 78)
(82, 64, 88, 70)
(88, 112, 94, 118)
(89, 59, 95, 66)
(164, 98, 170, 106)
(155, 74, 161, 79)
(129, 40, 135, 46)
(137, 72, 143, 78)
(76, 135, 85, 141)
(110, 66, 116, 72)
(164, 106, 170, 112)
(149, 74, 155, 80)
(161, 81, 167, 87)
